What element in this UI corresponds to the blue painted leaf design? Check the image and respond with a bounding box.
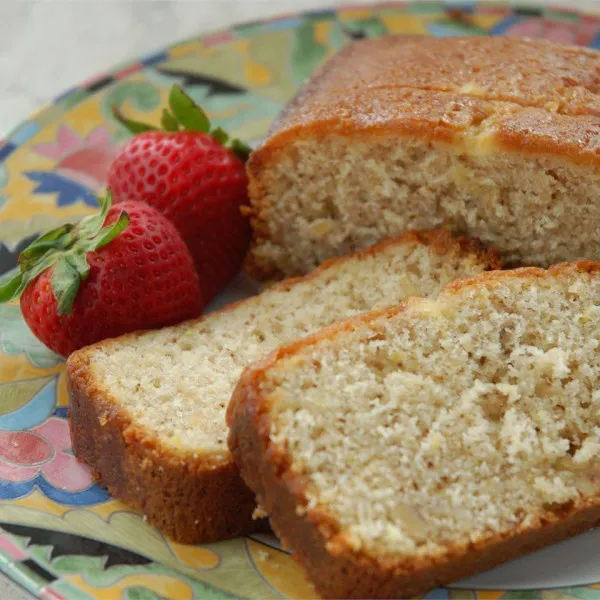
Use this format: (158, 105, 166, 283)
(25, 172, 98, 207)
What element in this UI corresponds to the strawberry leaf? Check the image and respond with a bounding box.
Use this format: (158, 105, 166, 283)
(51, 256, 81, 316)
(112, 105, 158, 135)
(23, 252, 66, 289)
(168, 85, 210, 133)
(0, 190, 128, 308)
(161, 108, 179, 132)
(84, 210, 130, 252)
(66, 250, 90, 280)
(79, 190, 113, 239)
(0, 251, 63, 304)
(211, 126, 229, 145)
(229, 138, 252, 162)
(0, 271, 25, 304)
(113, 85, 253, 162)
(18, 223, 75, 270)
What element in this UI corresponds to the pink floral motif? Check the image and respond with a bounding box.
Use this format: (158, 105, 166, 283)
(33, 125, 120, 190)
(505, 18, 600, 47)
(0, 535, 27, 560)
(0, 418, 94, 493)
(574, 18, 600, 47)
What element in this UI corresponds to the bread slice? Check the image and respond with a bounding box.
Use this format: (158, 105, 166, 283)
(228, 261, 600, 598)
(67, 230, 498, 543)
(245, 36, 600, 281)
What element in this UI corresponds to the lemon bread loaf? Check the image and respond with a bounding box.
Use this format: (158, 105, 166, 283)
(68, 230, 498, 543)
(229, 262, 600, 599)
(245, 36, 600, 280)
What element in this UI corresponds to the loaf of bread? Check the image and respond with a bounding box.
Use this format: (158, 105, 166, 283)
(228, 262, 600, 599)
(67, 230, 498, 543)
(245, 36, 600, 281)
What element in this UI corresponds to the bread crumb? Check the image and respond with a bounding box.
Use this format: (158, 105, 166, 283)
(252, 506, 267, 520)
(257, 550, 269, 562)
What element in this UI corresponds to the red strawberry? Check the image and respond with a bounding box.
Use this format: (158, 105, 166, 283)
(108, 85, 252, 303)
(0, 192, 202, 357)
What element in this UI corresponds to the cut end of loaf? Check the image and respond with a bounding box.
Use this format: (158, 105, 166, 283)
(246, 135, 600, 280)
(246, 263, 600, 562)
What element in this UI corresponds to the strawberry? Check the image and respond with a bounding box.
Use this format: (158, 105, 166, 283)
(0, 192, 202, 357)
(108, 85, 252, 303)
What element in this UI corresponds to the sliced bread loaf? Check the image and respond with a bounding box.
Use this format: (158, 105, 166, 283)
(245, 36, 600, 280)
(67, 230, 498, 543)
(228, 262, 600, 598)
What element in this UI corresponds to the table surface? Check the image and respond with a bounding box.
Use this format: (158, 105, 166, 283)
(1, 0, 599, 597)
(0, 0, 356, 137)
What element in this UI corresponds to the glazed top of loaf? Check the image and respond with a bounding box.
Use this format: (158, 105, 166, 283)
(256, 36, 600, 164)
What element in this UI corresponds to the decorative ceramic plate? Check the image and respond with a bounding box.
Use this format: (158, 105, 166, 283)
(2, 2, 600, 599)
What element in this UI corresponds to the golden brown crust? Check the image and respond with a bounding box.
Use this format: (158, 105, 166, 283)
(250, 36, 600, 165)
(68, 350, 264, 543)
(281, 36, 600, 118)
(227, 261, 600, 598)
(251, 88, 600, 162)
(244, 36, 600, 281)
(261, 35, 600, 131)
(67, 229, 499, 544)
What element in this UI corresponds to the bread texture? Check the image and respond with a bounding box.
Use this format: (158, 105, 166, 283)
(67, 229, 498, 543)
(228, 262, 600, 599)
(245, 36, 600, 280)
